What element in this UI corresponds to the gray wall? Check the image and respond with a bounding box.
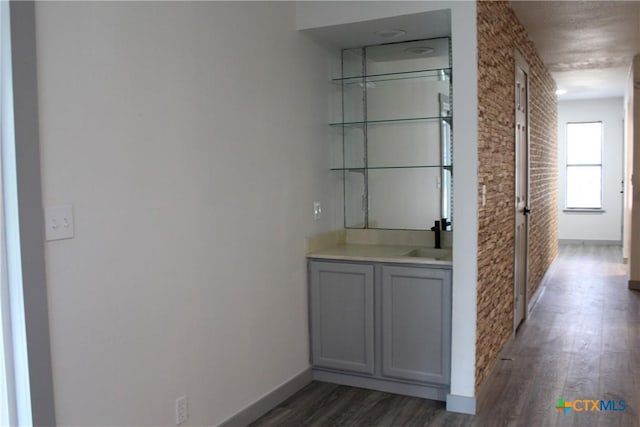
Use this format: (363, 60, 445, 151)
(35, 2, 335, 425)
(8, 2, 55, 425)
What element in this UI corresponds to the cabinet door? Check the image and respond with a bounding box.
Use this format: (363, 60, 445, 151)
(309, 261, 374, 375)
(381, 265, 451, 384)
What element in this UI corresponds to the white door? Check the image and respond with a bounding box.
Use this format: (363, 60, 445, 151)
(514, 56, 530, 330)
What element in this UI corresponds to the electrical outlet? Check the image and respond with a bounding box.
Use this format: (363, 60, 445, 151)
(313, 201, 322, 220)
(176, 395, 188, 425)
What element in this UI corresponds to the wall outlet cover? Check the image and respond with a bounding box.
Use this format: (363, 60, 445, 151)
(313, 201, 322, 220)
(176, 395, 188, 425)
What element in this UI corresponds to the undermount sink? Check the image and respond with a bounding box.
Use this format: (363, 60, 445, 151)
(405, 248, 452, 261)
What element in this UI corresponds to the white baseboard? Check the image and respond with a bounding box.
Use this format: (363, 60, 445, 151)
(446, 393, 476, 414)
(217, 368, 312, 427)
(559, 239, 621, 246)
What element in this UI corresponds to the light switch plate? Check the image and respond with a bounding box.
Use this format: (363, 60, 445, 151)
(44, 205, 74, 241)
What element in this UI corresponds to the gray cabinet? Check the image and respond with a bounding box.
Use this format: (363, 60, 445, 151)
(309, 261, 375, 374)
(381, 265, 451, 385)
(308, 259, 452, 400)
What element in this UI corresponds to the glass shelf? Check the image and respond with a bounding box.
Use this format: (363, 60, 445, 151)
(333, 37, 453, 230)
(332, 68, 451, 85)
(331, 165, 452, 172)
(330, 116, 452, 128)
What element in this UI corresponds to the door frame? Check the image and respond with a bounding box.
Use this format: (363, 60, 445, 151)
(513, 49, 531, 333)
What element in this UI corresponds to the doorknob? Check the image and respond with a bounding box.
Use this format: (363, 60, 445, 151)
(523, 207, 531, 215)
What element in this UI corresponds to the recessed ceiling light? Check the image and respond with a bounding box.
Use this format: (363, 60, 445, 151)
(556, 89, 567, 95)
(405, 46, 435, 56)
(374, 29, 406, 38)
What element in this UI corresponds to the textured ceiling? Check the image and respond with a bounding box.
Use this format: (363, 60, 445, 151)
(511, 0, 640, 100)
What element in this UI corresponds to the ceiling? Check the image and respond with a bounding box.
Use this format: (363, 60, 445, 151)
(511, 0, 640, 100)
(300, 9, 451, 49)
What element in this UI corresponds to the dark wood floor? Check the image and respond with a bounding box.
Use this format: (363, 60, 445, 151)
(250, 245, 639, 427)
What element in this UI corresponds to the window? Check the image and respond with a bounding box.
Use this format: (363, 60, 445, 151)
(566, 122, 603, 209)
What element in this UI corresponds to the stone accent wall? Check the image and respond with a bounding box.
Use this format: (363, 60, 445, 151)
(475, 0, 558, 390)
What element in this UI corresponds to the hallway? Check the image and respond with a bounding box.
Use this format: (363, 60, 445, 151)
(477, 244, 638, 426)
(251, 245, 638, 426)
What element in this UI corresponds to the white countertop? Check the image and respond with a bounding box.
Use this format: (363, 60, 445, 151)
(307, 243, 452, 266)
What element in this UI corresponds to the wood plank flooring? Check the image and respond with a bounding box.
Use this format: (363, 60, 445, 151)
(250, 245, 639, 427)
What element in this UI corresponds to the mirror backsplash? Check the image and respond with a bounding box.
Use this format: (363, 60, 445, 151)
(332, 37, 453, 231)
